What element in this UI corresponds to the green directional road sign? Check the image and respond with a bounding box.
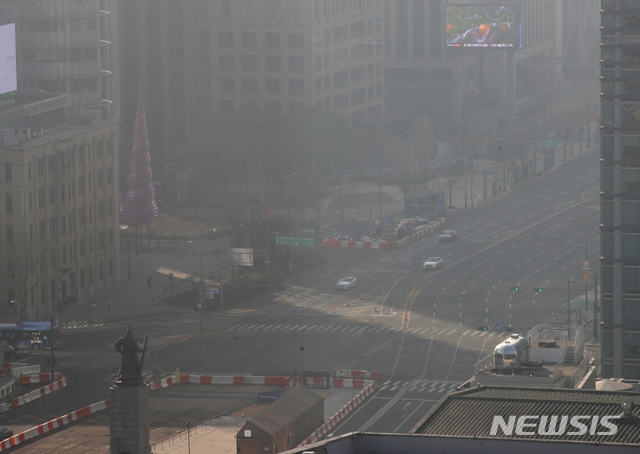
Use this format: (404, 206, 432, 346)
(534, 138, 557, 148)
(275, 235, 315, 246)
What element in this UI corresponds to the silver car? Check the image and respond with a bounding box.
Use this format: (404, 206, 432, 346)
(422, 257, 443, 269)
(336, 276, 357, 290)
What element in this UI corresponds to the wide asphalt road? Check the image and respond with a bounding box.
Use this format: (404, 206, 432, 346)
(4, 148, 600, 447)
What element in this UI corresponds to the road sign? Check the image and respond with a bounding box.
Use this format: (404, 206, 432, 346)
(534, 138, 557, 148)
(487, 323, 494, 331)
(583, 269, 590, 281)
(582, 260, 590, 268)
(302, 228, 315, 234)
(495, 324, 502, 331)
(275, 235, 315, 246)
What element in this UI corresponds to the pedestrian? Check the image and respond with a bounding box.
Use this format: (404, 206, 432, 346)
(107, 298, 112, 311)
(147, 276, 152, 290)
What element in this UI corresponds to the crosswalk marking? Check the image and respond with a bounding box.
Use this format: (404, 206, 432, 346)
(462, 330, 471, 336)
(378, 380, 461, 393)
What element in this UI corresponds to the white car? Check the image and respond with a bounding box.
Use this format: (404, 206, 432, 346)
(423, 257, 443, 270)
(336, 276, 357, 290)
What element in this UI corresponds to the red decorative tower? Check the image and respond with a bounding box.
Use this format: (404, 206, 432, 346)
(120, 89, 160, 225)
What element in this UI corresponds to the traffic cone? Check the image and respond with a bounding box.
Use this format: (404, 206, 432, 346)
(390, 279, 393, 284)
(377, 297, 380, 303)
(413, 287, 416, 293)
(405, 316, 408, 321)
(375, 307, 378, 312)
(383, 290, 385, 295)
(332, 308, 335, 313)
(346, 302, 349, 307)
(360, 294, 363, 299)
(369, 316, 372, 321)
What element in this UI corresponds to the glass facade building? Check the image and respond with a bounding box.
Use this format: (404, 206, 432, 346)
(600, 0, 640, 379)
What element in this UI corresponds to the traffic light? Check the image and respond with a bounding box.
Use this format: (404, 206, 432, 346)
(509, 286, 519, 291)
(477, 326, 487, 331)
(534, 288, 543, 292)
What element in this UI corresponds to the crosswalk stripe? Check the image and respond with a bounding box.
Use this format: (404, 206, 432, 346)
(358, 327, 367, 332)
(462, 330, 471, 336)
(332, 326, 342, 331)
(488, 332, 496, 337)
(323, 326, 333, 331)
(446, 329, 456, 335)
(349, 326, 359, 332)
(297, 325, 308, 330)
(341, 326, 351, 332)
(479, 331, 488, 337)
(314, 326, 325, 331)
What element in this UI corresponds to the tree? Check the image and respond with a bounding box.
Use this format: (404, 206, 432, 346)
(10, 239, 51, 322)
(442, 162, 464, 207)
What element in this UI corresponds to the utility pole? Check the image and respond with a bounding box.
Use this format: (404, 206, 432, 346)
(567, 279, 572, 340)
(593, 272, 598, 341)
(584, 220, 588, 322)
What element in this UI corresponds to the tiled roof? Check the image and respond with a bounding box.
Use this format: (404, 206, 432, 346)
(413, 386, 640, 445)
(251, 385, 323, 436)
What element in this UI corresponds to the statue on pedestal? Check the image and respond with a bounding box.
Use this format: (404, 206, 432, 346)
(114, 327, 148, 386)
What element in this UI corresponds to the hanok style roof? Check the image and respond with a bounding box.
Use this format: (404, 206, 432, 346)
(251, 385, 324, 436)
(413, 386, 640, 445)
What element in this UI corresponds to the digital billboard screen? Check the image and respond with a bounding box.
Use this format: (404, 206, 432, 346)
(0, 23, 17, 96)
(446, 5, 521, 48)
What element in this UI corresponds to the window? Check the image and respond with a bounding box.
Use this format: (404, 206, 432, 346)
(289, 79, 304, 94)
(268, 1, 278, 20)
(222, 0, 231, 19)
(623, 168, 640, 192)
(4, 163, 11, 182)
(324, 74, 331, 90)
(289, 33, 304, 48)
(80, 268, 85, 288)
(60, 184, 65, 203)
(39, 188, 45, 207)
(219, 54, 234, 70)
(79, 176, 85, 194)
(6, 226, 12, 245)
(241, 55, 257, 71)
(48, 185, 54, 204)
(241, 32, 257, 48)
(266, 101, 281, 112)
(243, 0, 255, 19)
(61, 216, 66, 235)
(97, 170, 103, 188)
(242, 78, 258, 93)
(623, 266, 640, 294)
(99, 232, 105, 250)
(220, 100, 235, 114)
(98, 201, 104, 219)
(107, 198, 113, 217)
(219, 31, 233, 47)
(266, 79, 281, 94)
(5, 194, 12, 213)
(107, 167, 112, 185)
(289, 102, 304, 113)
(7, 259, 13, 278)
(623, 201, 640, 225)
(289, 56, 304, 72)
(315, 77, 322, 93)
(315, 54, 322, 70)
(79, 207, 85, 226)
(333, 70, 348, 87)
(62, 246, 66, 265)
(266, 55, 281, 71)
(266, 32, 280, 48)
(108, 228, 114, 247)
(351, 87, 366, 104)
(220, 77, 235, 93)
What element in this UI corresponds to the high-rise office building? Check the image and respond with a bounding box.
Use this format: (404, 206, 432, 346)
(0, 0, 120, 121)
(119, 0, 385, 183)
(599, 0, 640, 379)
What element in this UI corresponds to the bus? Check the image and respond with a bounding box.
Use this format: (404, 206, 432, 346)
(0, 321, 58, 351)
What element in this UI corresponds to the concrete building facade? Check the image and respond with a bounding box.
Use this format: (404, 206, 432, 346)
(600, 0, 640, 379)
(0, 93, 120, 320)
(118, 0, 385, 186)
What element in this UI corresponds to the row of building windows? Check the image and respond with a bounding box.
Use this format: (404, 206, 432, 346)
(5, 170, 113, 214)
(218, 31, 305, 48)
(7, 228, 114, 276)
(217, 82, 382, 114)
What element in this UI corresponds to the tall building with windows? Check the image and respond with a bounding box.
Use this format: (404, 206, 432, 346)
(119, 0, 384, 183)
(0, 0, 120, 122)
(599, 0, 640, 379)
(0, 93, 120, 321)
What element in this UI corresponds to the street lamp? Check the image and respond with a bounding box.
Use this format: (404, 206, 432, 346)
(284, 173, 297, 219)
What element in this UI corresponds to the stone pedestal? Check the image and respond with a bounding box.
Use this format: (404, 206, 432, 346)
(110, 384, 150, 454)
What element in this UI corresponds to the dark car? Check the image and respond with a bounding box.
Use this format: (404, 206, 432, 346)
(0, 428, 13, 441)
(438, 230, 458, 242)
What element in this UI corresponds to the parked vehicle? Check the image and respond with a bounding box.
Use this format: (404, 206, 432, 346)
(0, 428, 13, 441)
(494, 334, 529, 367)
(422, 257, 443, 269)
(336, 277, 357, 290)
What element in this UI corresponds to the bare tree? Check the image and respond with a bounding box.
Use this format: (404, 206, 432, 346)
(10, 239, 51, 321)
(442, 163, 463, 208)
